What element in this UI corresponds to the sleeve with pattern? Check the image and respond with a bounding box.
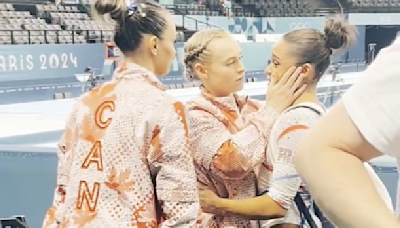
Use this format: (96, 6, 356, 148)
(42, 102, 79, 227)
(148, 100, 200, 228)
(190, 106, 279, 180)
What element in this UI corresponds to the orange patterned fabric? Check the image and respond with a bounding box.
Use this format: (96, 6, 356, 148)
(43, 63, 200, 228)
(187, 88, 279, 227)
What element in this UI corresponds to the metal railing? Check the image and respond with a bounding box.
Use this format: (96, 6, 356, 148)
(167, 3, 400, 16)
(182, 14, 222, 30)
(0, 29, 112, 44)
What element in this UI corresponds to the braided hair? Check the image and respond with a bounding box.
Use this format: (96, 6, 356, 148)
(183, 29, 229, 81)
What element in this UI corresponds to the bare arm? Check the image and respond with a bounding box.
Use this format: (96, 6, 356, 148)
(295, 101, 396, 228)
(204, 108, 318, 220)
(209, 195, 284, 220)
(295, 44, 400, 228)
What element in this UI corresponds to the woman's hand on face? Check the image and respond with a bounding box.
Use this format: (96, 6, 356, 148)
(199, 187, 222, 214)
(265, 66, 307, 113)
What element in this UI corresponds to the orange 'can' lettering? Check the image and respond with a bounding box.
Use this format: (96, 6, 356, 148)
(95, 101, 115, 129)
(76, 181, 100, 212)
(81, 141, 103, 171)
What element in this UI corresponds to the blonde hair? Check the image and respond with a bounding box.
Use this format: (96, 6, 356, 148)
(183, 29, 230, 81)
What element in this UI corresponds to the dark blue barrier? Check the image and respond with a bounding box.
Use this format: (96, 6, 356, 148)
(0, 146, 58, 228)
(0, 43, 105, 86)
(0, 43, 105, 104)
(0, 71, 266, 105)
(0, 41, 367, 105)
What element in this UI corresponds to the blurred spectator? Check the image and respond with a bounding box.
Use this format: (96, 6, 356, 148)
(220, 0, 232, 17)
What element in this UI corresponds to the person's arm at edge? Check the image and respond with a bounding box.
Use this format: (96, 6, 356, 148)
(295, 100, 398, 228)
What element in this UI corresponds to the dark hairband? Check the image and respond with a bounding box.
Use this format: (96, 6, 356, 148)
(126, 0, 147, 18)
(321, 33, 333, 55)
(126, 0, 138, 15)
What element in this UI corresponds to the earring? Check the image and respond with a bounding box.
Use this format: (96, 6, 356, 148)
(152, 49, 157, 56)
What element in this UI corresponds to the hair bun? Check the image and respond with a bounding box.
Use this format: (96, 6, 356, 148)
(323, 15, 357, 52)
(93, 0, 127, 22)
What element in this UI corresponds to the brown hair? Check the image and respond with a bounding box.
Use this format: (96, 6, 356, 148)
(283, 15, 357, 81)
(92, 0, 167, 54)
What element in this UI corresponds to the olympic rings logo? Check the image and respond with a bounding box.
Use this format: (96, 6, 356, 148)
(289, 22, 311, 30)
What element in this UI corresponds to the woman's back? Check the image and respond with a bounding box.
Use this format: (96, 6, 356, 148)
(42, 0, 201, 225)
(43, 64, 199, 228)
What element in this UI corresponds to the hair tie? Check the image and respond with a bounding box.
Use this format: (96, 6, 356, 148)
(325, 36, 333, 55)
(125, 0, 146, 17)
(321, 33, 333, 55)
(126, 0, 138, 16)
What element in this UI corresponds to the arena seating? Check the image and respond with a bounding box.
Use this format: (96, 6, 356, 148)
(169, 0, 400, 17)
(349, 0, 400, 12)
(167, 0, 319, 17)
(37, 4, 114, 42)
(0, 0, 400, 45)
(172, 3, 221, 16)
(0, 3, 114, 44)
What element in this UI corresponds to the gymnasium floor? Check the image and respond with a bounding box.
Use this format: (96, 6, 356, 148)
(0, 71, 361, 147)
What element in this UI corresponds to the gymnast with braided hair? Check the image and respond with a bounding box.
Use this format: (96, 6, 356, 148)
(197, 16, 358, 228)
(184, 28, 308, 227)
